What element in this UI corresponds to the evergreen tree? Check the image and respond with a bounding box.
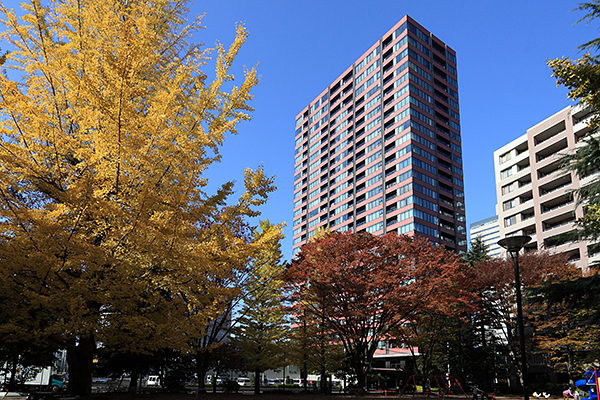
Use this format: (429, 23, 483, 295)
(532, 1, 600, 338)
(574, 1, 600, 55)
(233, 220, 288, 395)
(548, 1, 600, 256)
(464, 236, 491, 266)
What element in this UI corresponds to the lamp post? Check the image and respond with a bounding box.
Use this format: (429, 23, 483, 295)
(498, 235, 531, 400)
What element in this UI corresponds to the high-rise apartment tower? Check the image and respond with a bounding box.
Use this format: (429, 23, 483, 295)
(292, 16, 467, 255)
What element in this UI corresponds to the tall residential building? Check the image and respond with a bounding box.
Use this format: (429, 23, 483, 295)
(494, 104, 599, 271)
(292, 16, 467, 256)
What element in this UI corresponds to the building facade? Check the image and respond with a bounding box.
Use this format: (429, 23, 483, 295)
(292, 16, 467, 256)
(494, 105, 599, 270)
(469, 215, 502, 258)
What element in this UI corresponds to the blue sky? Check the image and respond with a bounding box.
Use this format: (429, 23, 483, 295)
(5, 0, 593, 261)
(188, 0, 594, 261)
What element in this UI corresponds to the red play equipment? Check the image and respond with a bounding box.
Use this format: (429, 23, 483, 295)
(400, 374, 469, 398)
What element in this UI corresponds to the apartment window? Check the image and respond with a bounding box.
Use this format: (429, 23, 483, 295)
(500, 167, 513, 180)
(366, 210, 383, 223)
(501, 183, 514, 195)
(503, 199, 516, 211)
(499, 151, 512, 164)
(504, 215, 517, 227)
(366, 222, 384, 233)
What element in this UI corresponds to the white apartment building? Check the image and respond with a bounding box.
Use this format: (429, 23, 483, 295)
(494, 105, 599, 271)
(469, 216, 502, 258)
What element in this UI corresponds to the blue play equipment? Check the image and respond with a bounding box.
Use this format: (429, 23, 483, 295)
(575, 369, 599, 400)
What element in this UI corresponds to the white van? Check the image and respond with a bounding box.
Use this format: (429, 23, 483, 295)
(237, 377, 251, 386)
(146, 375, 160, 386)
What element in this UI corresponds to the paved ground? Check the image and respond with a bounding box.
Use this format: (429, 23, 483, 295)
(90, 391, 525, 400)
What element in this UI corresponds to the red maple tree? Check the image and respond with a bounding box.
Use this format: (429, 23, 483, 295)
(467, 250, 578, 387)
(285, 231, 473, 389)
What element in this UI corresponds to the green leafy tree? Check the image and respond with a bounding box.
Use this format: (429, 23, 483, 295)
(233, 220, 288, 395)
(530, 291, 600, 386)
(94, 350, 156, 390)
(464, 236, 493, 348)
(0, 341, 58, 391)
(205, 342, 245, 393)
(447, 236, 499, 389)
(186, 219, 285, 393)
(468, 252, 576, 390)
(288, 312, 346, 393)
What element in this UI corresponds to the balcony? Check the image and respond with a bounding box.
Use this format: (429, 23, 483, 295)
(539, 174, 572, 197)
(533, 120, 565, 147)
(542, 201, 574, 214)
(543, 218, 575, 232)
(535, 138, 568, 163)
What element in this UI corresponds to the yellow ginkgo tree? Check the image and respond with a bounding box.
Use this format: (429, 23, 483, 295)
(0, 0, 276, 395)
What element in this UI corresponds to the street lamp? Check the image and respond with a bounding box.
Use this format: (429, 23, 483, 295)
(498, 235, 531, 400)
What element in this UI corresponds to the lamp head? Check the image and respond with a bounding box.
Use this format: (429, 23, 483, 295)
(497, 235, 532, 253)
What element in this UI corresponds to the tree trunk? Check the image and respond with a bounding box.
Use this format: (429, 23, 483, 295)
(66, 335, 95, 396)
(254, 368, 261, 395)
(350, 350, 367, 392)
(356, 368, 366, 392)
(567, 347, 575, 387)
(194, 350, 210, 393)
(8, 353, 18, 391)
(129, 364, 139, 392)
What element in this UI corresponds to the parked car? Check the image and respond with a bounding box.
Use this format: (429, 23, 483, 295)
(236, 377, 251, 386)
(205, 375, 228, 385)
(146, 375, 160, 386)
